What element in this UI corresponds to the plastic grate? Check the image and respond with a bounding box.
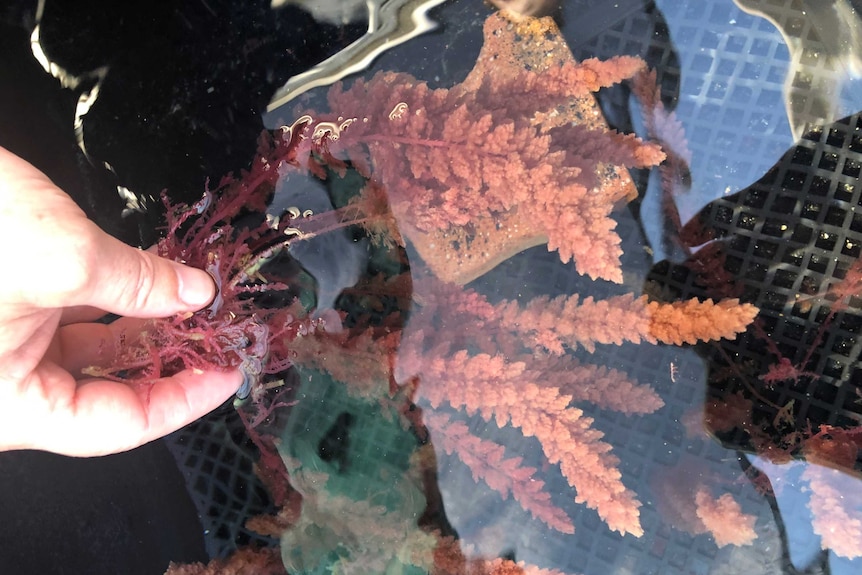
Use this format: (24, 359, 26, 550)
(166, 1, 862, 573)
(164, 408, 278, 558)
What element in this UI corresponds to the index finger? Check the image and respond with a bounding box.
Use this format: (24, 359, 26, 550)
(37, 368, 241, 456)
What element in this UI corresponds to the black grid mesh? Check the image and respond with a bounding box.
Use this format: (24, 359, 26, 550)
(164, 408, 277, 558)
(655, 113, 862, 433)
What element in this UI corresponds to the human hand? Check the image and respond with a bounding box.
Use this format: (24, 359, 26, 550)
(0, 147, 243, 456)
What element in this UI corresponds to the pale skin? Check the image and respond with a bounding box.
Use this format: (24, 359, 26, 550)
(0, 146, 242, 456)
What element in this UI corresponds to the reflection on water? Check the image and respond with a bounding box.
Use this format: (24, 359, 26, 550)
(11, 0, 862, 573)
(159, 0, 862, 572)
(266, 0, 450, 110)
(734, 0, 862, 140)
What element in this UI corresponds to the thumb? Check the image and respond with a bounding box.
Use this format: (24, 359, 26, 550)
(0, 146, 215, 317)
(76, 231, 216, 318)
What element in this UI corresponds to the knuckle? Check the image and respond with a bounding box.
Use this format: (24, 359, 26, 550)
(55, 229, 100, 299)
(127, 252, 158, 310)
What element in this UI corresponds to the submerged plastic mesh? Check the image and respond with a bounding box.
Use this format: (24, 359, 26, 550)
(660, 113, 862, 430)
(164, 0, 862, 572)
(164, 408, 277, 558)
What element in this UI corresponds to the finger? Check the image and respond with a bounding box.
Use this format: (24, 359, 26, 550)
(133, 368, 243, 446)
(0, 148, 216, 317)
(75, 368, 242, 455)
(49, 317, 146, 378)
(17, 368, 242, 456)
(75, 232, 217, 318)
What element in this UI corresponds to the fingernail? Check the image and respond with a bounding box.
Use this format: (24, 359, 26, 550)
(176, 265, 216, 308)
